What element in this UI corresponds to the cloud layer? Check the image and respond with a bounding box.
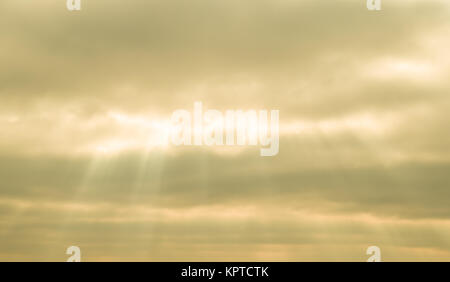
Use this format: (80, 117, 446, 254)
(0, 0, 449, 261)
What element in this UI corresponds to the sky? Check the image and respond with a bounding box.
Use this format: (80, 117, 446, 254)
(0, 0, 450, 261)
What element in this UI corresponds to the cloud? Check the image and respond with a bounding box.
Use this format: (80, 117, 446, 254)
(0, 0, 449, 261)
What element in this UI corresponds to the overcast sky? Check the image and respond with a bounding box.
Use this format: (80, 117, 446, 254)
(0, 0, 449, 261)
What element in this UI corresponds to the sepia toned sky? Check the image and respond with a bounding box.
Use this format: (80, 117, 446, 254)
(0, 0, 450, 261)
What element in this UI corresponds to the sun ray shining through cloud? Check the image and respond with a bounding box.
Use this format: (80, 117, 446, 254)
(0, 0, 449, 261)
